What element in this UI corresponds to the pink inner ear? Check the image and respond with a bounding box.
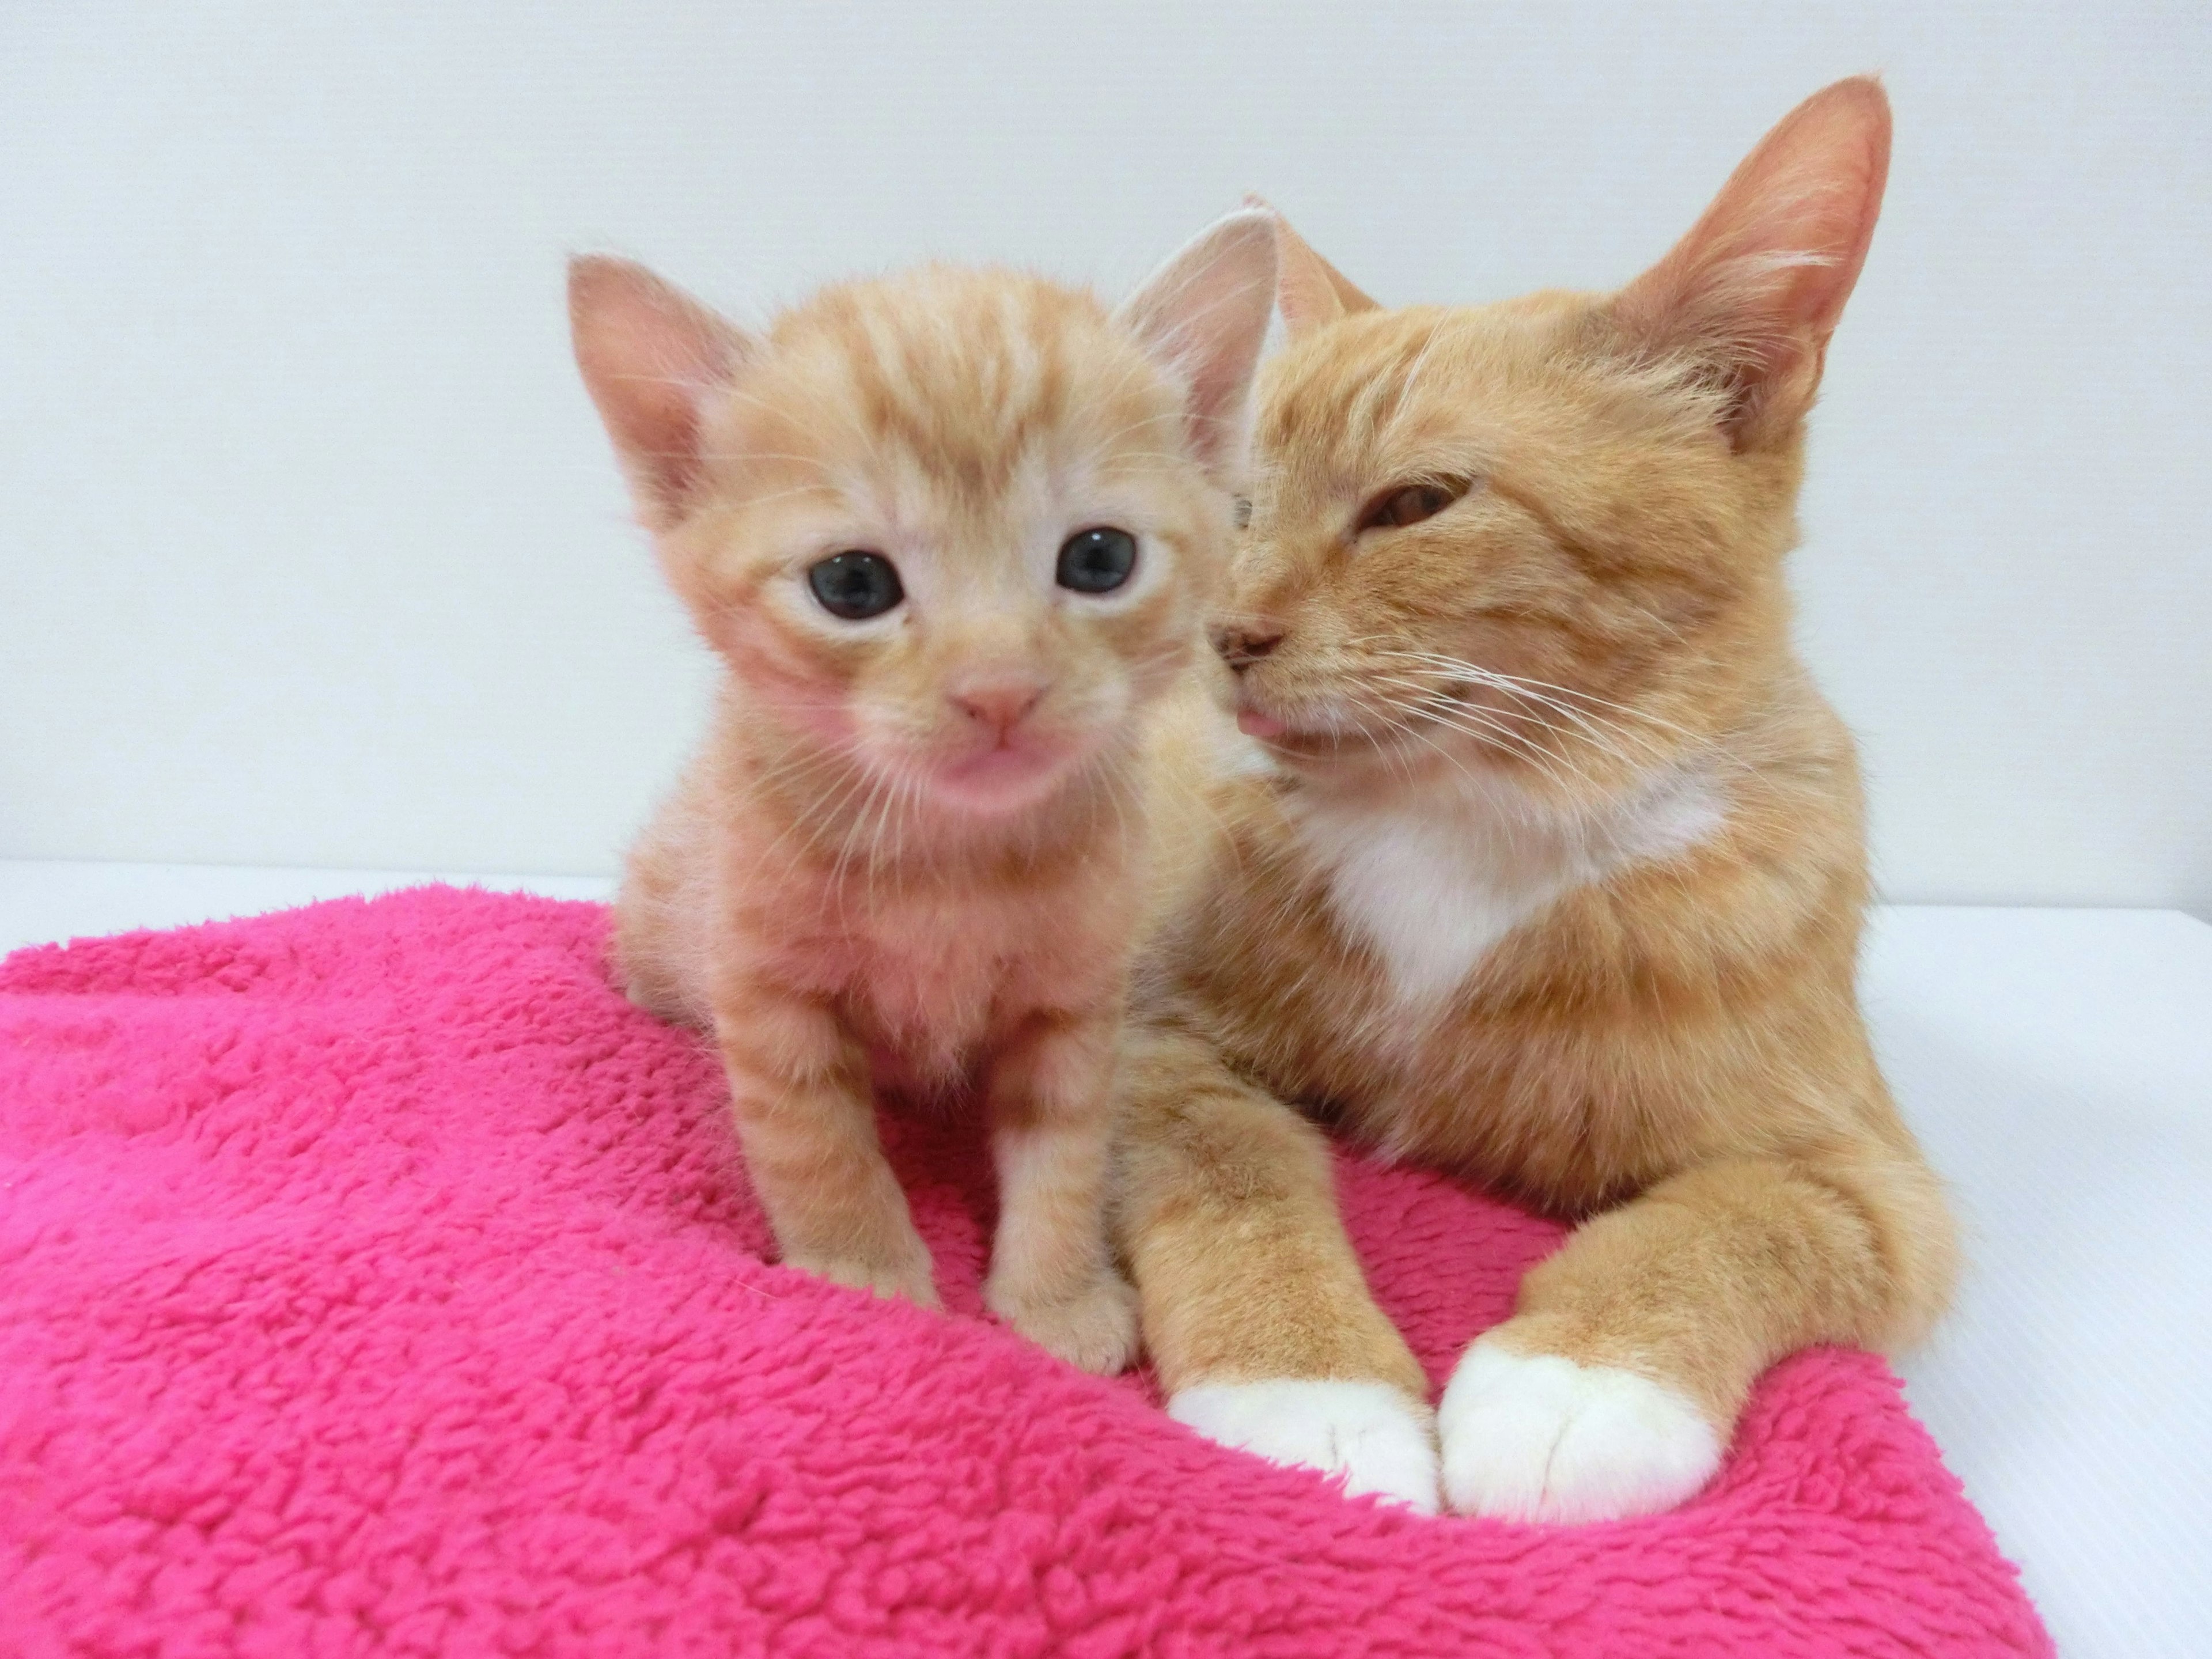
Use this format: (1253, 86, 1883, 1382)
(570, 257, 747, 525)
(1614, 77, 1891, 442)
(1116, 210, 1278, 478)
(1269, 211, 1378, 339)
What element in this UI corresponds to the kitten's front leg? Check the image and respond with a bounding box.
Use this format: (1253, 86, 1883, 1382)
(713, 983, 938, 1307)
(982, 1006, 1139, 1374)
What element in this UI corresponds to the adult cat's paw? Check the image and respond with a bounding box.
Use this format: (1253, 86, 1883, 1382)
(986, 1270, 1140, 1374)
(785, 1248, 942, 1310)
(1437, 1335, 1722, 1523)
(1169, 1378, 1440, 1514)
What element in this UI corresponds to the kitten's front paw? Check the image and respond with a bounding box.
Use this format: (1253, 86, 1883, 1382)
(1169, 1378, 1440, 1514)
(985, 1270, 1140, 1374)
(1437, 1334, 1722, 1523)
(784, 1249, 942, 1310)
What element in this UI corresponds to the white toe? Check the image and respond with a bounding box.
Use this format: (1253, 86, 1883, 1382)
(1437, 1336, 1722, 1523)
(1170, 1378, 1440, 1514)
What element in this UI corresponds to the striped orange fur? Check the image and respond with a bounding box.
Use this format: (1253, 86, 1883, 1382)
(571, 215, 1276, 1372)
(1116, 78, 1959, 1518)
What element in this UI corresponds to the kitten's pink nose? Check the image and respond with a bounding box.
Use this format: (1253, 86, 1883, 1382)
(950, 677, 1048, 737)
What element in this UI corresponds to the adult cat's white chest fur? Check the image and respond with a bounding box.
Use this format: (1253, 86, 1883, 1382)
(1288, 759, 1729, 1013)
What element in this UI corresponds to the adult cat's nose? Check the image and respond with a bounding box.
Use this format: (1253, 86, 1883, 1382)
(1213, 625, 1284, 672)
(950, 677, 1048, 736)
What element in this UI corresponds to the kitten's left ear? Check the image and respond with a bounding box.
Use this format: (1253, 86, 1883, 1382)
(1612, 75, 1892, 450)
(1115, 209, 1279, 479)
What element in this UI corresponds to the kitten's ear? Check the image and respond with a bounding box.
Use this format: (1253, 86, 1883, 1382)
(1255, 203, 1378, 338)
(1115, 209, 1279, 477)
(1612, 75, 1891, 450)
(569, 255, 753, 529)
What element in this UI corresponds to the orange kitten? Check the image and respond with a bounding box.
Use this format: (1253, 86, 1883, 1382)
(1118, 79, 1957, 1512)
(570, 215, 1275, 1372)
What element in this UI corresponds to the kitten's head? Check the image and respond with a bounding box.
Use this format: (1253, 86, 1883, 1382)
(1224, 78, 1890, 804)
(571, 213, 1275, 820)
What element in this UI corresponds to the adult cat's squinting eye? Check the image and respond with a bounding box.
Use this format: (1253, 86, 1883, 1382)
(1057, 527, 1138, 594)
(808, 550, 904, 620)
(1356, 482, 1466, 533)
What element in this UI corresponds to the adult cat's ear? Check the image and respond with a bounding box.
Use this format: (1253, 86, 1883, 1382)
(1254, 202, 1378, 338)
(1115, 209, 1279, 478)
(1612, 75, 1891, 452)
(569, 256, 753, 529)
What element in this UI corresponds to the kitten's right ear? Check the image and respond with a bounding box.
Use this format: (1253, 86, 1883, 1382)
(1254, 204, 1378, 339)
(1115, 209, 1279, 478)
(569, 255, 752, 529)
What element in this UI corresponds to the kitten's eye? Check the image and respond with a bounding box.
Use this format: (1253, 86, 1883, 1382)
(1357, 483, 1459, 533)
(1056, 527, 1138, 594)
(808, 550, 904, 620)
(1232, 496, 1253, 529)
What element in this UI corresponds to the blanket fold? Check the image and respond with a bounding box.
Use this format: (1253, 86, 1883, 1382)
(0, 888, 2049, 1657)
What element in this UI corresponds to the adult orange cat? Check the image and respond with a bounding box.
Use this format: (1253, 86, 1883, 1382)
(1116, 77, 1958, 1517)
(571, 215, 1275, 1373)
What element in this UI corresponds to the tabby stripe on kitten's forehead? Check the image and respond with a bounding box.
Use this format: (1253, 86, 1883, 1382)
(571, 214, 1274, 1373)
(1116, 78, 1957, 1522)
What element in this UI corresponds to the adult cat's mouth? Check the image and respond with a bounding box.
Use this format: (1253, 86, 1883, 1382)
(1230, 695, 1376, 762)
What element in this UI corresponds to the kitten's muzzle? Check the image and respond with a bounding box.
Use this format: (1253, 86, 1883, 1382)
(948, 677, 1048, 737)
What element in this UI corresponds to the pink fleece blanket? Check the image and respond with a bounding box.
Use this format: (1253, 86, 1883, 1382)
(0, 887, 2048, 1657)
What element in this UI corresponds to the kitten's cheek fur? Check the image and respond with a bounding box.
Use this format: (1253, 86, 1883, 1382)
(1437, 1335, 1723, 1524)
(1168, 1379, 1441, 1514)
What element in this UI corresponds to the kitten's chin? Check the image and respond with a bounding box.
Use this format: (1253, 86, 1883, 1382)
(925, 744, 1078, 818)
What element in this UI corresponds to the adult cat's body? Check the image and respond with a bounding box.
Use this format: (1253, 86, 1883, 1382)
(570, 219, 1275, 1373)
(1119, 79, 1957, 1517)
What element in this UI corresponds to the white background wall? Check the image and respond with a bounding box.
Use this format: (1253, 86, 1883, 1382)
(3, 2, 2206, 914)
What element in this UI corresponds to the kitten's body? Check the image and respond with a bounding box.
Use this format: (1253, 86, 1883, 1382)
(571, 225, 1274, 1372)
(1119, 81, 1956, 1517)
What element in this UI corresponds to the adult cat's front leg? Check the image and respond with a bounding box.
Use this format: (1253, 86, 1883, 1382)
(982, 1005, 1139, 1374)
(1438, 1138, 1956, 1521)
(1115, 1022, 1440, 1512)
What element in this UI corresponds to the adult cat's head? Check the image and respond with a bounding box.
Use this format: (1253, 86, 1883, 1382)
(571, 214, 1275, 820)
(1222, 78, 1891, 806)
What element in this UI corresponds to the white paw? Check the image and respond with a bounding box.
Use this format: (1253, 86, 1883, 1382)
(1437, 1336, 1722, 1523)
(1169, 1378, 1440, 1514)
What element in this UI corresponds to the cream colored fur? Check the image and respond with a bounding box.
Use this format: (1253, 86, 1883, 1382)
(571, 215, 1276, 1372)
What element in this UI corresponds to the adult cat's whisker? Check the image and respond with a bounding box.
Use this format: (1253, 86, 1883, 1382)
(1372, 654, 1680, 771)
(1373, 683, 1588, 784)
(1351, 673, 1578, 778)
(1382, 650, 1706, 747)
(1363, 672, 1576, 753)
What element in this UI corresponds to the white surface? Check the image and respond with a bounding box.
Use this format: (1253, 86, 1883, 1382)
(1865, 906, 2212, 1659)
(3, 6, 2209, 912)
(5, 863, 2207, 1652)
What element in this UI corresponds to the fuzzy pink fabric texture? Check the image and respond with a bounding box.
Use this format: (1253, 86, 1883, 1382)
(0, 888, 2050, 1657)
